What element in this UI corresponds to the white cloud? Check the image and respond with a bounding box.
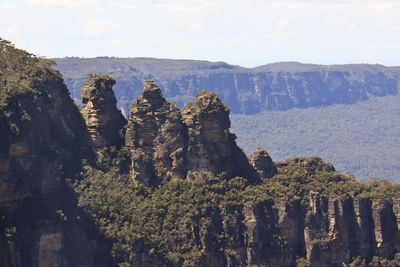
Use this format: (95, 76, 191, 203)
(323, 16, 357, 30)
(1, 0, 399, 66)
(77, 18, 121, 37)
(0, 3, 22, 10)
(107, 2, 137, 10)
(368, 43, 400, 51)
(27, 0, 90, 8)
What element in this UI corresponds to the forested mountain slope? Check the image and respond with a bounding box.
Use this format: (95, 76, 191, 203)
(231, 94, 400, 182)
(54, 58, 400, 115)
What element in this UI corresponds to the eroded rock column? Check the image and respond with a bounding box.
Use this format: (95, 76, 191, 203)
(81, 74, 127, 148)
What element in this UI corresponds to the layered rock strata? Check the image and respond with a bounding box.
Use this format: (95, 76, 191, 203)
(81, 73, 127, 148)
(4, 42, 400, 267)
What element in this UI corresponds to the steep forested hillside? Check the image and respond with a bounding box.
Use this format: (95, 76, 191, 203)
(231, 94, 400, 182)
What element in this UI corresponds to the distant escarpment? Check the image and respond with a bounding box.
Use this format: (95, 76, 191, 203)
(54, 58, 400, 114)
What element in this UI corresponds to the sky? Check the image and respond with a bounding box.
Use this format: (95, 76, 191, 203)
(1, 0, 400, 67)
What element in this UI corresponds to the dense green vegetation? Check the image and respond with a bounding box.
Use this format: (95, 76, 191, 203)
(350, 254, 400, 267)
(73, 155, 400, 266)
(0, 39, 59, 98)
(231, 94, 400, 182)
(0, 38, 62, 134)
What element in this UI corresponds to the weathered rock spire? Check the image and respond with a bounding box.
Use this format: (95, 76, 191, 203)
(125, 82, 257, 185)
(181, 90, 257, 182)
(125, 80, 186, 185)
(80, 74, 127, 148)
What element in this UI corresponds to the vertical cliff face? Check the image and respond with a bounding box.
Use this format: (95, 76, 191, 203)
(303, 191, 400, 267)
(55, 58, 400, 116)
(80, 74, 127, 148)
(0, 40, 110, 267)
(239, 200, 304, 266)
(305, 192, 351, 266)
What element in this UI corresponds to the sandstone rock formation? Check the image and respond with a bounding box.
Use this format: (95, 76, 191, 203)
(243, 200, 304, 266)
(249, 147, 277, 178)
(304, 191, 400, 267)
(125, 80, 187, 185)
(125, 82, 257, 185)
(182, 91, 256, 182)
(81, 73, 127, 148)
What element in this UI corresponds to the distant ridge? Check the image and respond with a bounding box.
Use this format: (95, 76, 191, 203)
(254, 61, 322, 71)
(54, 57, 400, 115)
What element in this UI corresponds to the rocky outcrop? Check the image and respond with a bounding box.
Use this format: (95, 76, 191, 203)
(276, 156, 335, 175)
(305, 192, 352, 266)
(243, 200, 304, 266)
(125, 80, 187, 185)
(55, 58, 400, 115)
(0, 41, 110, 266)
(125, 82, 257, 185)
(303, 191, 400, 267)
(80, 73, 127, 148)
(249, 147, 277, 178)
(182, 91, 256, 182)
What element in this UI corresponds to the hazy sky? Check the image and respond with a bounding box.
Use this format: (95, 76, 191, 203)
(1, 0, 399, 67)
